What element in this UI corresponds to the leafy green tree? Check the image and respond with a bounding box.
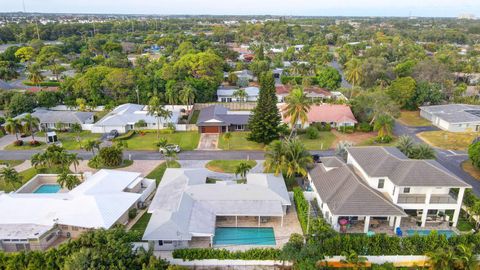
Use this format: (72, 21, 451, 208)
(316, 66, 341, 90)
(97, 145, 123, 167)
(36, 45, 64, 80)
(36, 90, 59, 108)
(22, 113, 40, 141)
(387, 76, 416, 108)
(0, 60, 18, 80)
(283, 87, 311, 138)
(234, 161, 253, 179)
(394, 60, 416, 77)
(7, 92, 36, 116)
(14, 46, 35, 62)
(0, 166, 22, 191)
(247, 72, 281, 144)
(469, 142, 480, 169)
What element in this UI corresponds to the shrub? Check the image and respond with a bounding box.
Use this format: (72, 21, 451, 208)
(97, 146, 123, 167)
(114, 130, 135, 141)
(338, 125, 355, 133)
(29, 140, 40, 146)
(306, 126, 319, 139)
(312, 122, 331, 131)
(13, 140, 23, 146)
(357, 122, 373, 132)
(468, 141, 480, 169)
(128, 208, 137, 220)
(375, 135, 393, 143)
(172, 248, 281, 261)
(23, 81, 61, 87)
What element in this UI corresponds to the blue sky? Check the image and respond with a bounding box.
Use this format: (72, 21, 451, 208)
(1, 0, 479, 17)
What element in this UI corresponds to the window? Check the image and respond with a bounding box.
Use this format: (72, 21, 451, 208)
(235, 125, 244, 130)
(158, 240, 163, 246)
(392, 186, 396, 195)
(377, 179, 385, 189)
(403, 187, 410, 193)
(164, 241, 172, 244)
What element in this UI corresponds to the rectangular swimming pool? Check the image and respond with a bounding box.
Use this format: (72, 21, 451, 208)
(214, 227, 276, 246)
(406, 229, 456, 238)
(34, 184, 61, 194)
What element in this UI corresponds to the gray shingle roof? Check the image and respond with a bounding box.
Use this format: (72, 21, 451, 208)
(309, 164, 406, 217)
(320, 156, 345, 168)
(196, 105, 250, 126)
(347, 147, 471, 188)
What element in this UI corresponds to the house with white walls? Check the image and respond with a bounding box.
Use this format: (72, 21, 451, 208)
(308, 147, 471, 234)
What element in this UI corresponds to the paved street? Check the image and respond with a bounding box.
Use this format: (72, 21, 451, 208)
(394, 121, 480, 196)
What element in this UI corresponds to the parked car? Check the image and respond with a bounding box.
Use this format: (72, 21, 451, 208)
(106, 129, 119, 140)
(159, 144, 181, 154)
(312, 154, 320, 163)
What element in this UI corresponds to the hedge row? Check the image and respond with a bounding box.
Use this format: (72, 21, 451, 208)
(23, 81, 61, 87)
(113, 130, 135, 141)
(172, 248, 282, 261)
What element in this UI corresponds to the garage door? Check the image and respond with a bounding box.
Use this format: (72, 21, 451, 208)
(201, 126, 220, 133)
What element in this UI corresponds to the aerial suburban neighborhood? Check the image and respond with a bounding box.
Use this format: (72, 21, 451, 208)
(0, 3, 480, 269)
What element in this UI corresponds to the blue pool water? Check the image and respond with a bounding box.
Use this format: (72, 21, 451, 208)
(406, 229, 456, 238)
(214, 227, 276, 246)
(34, 184, 61, 194)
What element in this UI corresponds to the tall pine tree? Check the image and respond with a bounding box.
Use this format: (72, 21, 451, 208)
(248, 71, 281, 144)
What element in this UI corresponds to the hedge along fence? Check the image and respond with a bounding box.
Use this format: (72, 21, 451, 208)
(23, 81, 61, 87)
(172, 248, 282, 261)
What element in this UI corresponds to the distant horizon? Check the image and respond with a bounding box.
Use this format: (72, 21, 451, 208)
(0, 0, 478, 18)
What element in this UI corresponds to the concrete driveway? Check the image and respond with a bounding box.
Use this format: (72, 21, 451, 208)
(197, 134, 219, 150)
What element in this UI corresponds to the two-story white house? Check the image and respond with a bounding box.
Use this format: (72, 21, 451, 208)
(308, 147, 471, 234)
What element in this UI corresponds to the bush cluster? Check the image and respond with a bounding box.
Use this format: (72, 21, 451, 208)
(172, 248, 281, 261)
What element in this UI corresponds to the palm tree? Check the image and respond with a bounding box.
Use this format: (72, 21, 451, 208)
(453, 244, 478, 270)
(66, 153, 82, 173)
(223, 132, 232, 150)
(283, 88, 311, 138)
(0, 166, 22, 191)
(234, 161, 253, 179)
(412, 144, 436, 160)
(373, 114, 394, 141)
(148, 96, 172, 140)
(31, 152, 47, 168)
(57, 171, 81, 190)
(4, 118, 22, 141)
(163, 148, 177, 168)
(396, 135, 415, 157)
(426, 247, 456, 270)
(264, 140, 284, 176)
(282, 139, 313, 178)
(70, 123, 82, 142)
(27, 64, 44, 88)
(83, 140, 100, 155)
(165, 86, 178, 109)
(179, 85, 195, 111)
(233, 89, 248, 102)
(22, 113, 40, 141)
(344, 58, 363, 87)
(340, 250, 368, 270)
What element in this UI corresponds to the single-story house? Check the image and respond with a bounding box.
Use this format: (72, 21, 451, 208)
(419, 104, 480, 132)
(281, 104, 357, 129)
(142, 168, 291, 250)
(216, 86, 259, 102)
(275, 85, 333, 103)
(0, 170, 155, 252)
(196, 105, 250, 133)
(14, 108, 94, 131)
(91, 103, 181, 134)
(224, 69, 254, 82)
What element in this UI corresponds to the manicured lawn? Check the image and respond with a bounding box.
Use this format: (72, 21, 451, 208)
(189, 110, 200, 124)
(130, 212, 152, 235)
(218, 132, 265, 150)
(0, 166, 68, 192)
(206, 160, 257, 173)
(88, 159, 134, 170)
(397, 110, 432, 127)
(33, 131, 101, 150)
(0, 160, 24, 167)
(125, 131, 200, 151)
(461, 160, 480, 181)
(297, 131, 336, 150)
(417, 131, 477, 150)
(4, 141, 46, 150)
(146, 161, 181, 185)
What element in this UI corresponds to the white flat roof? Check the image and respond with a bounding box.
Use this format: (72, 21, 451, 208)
(0, 170, 144, 239)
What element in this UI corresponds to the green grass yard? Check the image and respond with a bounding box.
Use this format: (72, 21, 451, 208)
(4, 141, 46, 150)
(146, 161, 181, 185)
(397, 111, 432, 127)
(0, 160, 24, 167)
(205, 160, 257, 173)
(417, 131, 476, 151)
(130, 212, 152, 235)
(297, 131, 336, 150)
(125, 131, 200, 151)
(218, 132, 265, 150)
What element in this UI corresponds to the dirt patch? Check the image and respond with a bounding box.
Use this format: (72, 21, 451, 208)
(331, 130, 377, 147)
(461, 160, 480, 181)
